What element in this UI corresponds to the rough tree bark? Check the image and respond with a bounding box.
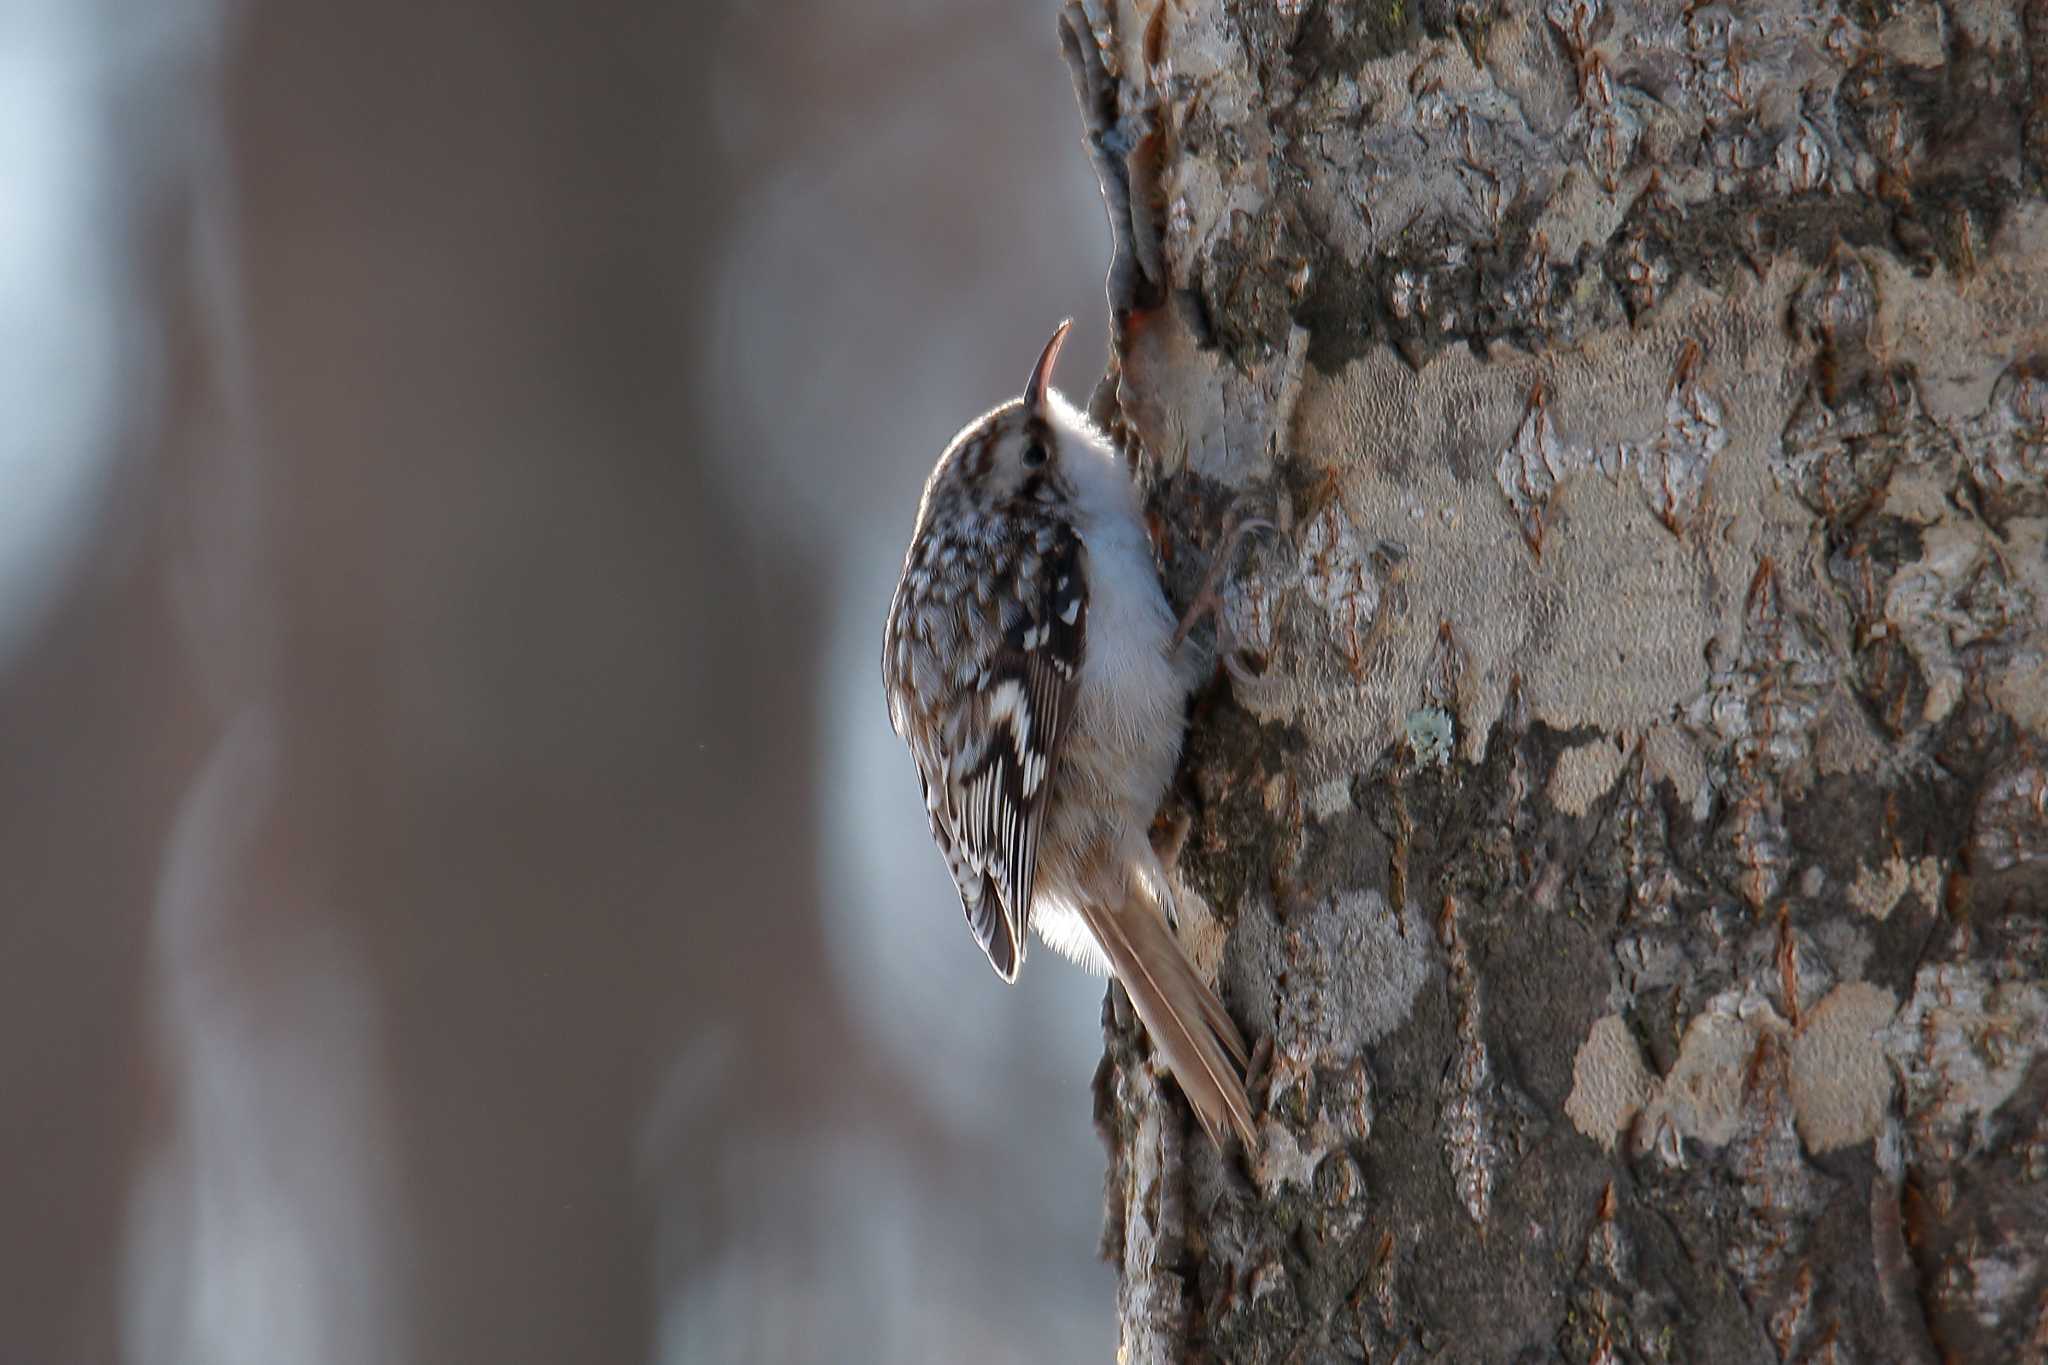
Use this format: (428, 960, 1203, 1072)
(1059, 0, 2048, 1360)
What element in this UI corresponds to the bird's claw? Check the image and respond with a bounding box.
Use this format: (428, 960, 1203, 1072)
(1171, 502, 1276, 655)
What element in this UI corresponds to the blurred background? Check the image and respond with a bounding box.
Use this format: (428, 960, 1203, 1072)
(0, 0, 1120, 1360)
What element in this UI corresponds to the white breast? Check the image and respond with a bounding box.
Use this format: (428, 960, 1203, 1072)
(1023, 399, 1190, 972)
(1055, 399, 1185, 833)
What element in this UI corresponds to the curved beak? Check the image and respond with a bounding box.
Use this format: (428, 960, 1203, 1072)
(1024, 318, 1072, 418)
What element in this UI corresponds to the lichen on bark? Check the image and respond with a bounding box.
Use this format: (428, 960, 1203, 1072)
(1065, 0, 2048, 1360)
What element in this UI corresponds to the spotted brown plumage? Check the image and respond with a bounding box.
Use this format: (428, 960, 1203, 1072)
(886, 510, 1083, 981)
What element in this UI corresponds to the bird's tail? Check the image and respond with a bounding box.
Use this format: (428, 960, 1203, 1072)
(1076, 883, 1256, 1150)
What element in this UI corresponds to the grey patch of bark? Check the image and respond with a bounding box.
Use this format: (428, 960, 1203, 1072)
(1064, 0, 2048, 1360)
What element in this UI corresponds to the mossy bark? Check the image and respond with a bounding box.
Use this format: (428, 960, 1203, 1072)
(1064, 1, 2048, 1359)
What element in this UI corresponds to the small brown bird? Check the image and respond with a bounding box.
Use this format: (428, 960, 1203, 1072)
(881, 320, 1256, 1149)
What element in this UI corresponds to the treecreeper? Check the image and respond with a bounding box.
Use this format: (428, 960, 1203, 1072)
(882, 319, 1258, 1149)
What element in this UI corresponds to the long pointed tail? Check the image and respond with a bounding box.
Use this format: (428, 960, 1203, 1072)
(1076, 887, 1257, 1150)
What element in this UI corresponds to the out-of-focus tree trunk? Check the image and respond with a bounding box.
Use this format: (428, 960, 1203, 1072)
(1063, 0, 2048, 1359)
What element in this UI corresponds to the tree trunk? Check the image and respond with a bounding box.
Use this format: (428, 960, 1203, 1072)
(1062, 0, 2048, 1359)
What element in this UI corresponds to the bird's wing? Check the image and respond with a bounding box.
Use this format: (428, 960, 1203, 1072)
(887, 523, 1085, 981)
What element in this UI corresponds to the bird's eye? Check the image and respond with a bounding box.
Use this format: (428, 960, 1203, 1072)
(1022, 441, 1048, 469)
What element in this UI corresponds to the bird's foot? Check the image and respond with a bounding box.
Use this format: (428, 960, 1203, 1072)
(1171, 499, 1275, 682)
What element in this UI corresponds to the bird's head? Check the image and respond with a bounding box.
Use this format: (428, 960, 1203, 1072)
(919, 320, 1086, 523)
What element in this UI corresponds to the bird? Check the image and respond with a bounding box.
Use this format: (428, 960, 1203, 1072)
(881, 318, 1257, 1150)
